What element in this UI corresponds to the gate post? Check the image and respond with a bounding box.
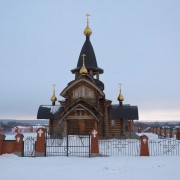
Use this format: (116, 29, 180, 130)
(0, 134, 5, 155)
(169, 128, 173, 138)
(91, 128, 99, 157)
(35, 128, 46, 157)
(140, 135, 149, 156)
(176, 128, 180, 140)
(14, 134, 24, 157)
(0, 128, 3, 134)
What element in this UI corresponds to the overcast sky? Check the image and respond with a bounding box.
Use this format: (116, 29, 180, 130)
(0, 0, 180, 121)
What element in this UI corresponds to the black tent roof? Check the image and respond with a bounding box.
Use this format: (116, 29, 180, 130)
(71, 36, 103, 74)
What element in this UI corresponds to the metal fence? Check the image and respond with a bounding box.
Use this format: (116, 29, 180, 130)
(46, 134, 91, 157)
(149, 138, 180, 156)
(23, 137, 36, 157)
(99, 138, 140, 156)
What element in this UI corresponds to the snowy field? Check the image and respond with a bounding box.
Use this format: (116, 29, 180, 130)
(0, 154, 179, 180)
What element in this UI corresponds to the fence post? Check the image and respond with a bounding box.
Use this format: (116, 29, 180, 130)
(138, 127, 141, 133)
(0, 134, 5, 155)
(176, 128, 180, 140)
(159, 127, 162, 136)
(149, 127, 152, 133)
(140, 135, 149, 156)
(35, 128, 46, 157)
(0, 128, 3, 134)
(66, 134, 69, 157)
(91, 128, 99, 157)
(14, 134, 24, 157)
(169, 128, 173, 138)
(164, 128, 167, 136)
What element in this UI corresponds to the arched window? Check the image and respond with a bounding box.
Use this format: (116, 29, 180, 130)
(111, 120, 116, 126)
(74, 91, 79, 98)
(82, 87, 85, 97)
(88, 90, 92, 98)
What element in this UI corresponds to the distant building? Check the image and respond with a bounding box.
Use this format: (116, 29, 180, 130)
(11, 125, 47, 134)
(37, 16, 138, 138)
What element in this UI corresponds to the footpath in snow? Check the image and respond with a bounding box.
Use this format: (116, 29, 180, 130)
(0, 154, 179, 180)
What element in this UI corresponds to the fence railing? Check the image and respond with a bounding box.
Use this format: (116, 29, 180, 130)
(99, 139, 140, 156)
(46, 134, 91, 157)
(149, 139, 180, 156)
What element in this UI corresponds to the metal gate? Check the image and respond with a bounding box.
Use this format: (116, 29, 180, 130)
(149, 138, 180, 156)
(99, 138, 140, 156)
(23, 137, 36, 157)
(46, 134, 91, 157)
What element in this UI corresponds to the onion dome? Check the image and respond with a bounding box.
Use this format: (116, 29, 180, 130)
(51, 84, 57, 105)
(117, 83, 124, 102)
(84, 14, 92, 36)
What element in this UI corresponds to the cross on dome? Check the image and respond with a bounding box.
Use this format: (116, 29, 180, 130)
(85, 13, 91, 23)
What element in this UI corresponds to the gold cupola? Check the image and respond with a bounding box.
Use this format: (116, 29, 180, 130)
(84, 13, 92, 36)
(80, 54, 88, 74)
(117, 83, 124, 103)
(51, 84, 57, 105)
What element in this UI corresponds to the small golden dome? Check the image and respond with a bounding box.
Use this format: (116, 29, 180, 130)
(84, 24, 92, 36)
(84, 13, 92, 36)
(117, 83, 124, 102)
(51, 84, 57, 102)
(51, 95, 57, 102)
(118, 93, 124, 102)
(80, 54, 88, 74)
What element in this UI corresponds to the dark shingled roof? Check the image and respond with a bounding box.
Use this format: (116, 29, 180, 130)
(37, 105, 64, 119)
(71, 36, 103, 74)
(77, 36, 97, 69)
(108, 104, 139, 120)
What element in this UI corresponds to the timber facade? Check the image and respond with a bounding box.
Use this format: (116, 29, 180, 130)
(37, 18, 138, 138)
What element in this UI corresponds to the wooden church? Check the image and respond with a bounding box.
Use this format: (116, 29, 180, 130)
(37, 15, 138, 138)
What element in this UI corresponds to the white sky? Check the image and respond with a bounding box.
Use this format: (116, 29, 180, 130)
(0, 0, 180, 121)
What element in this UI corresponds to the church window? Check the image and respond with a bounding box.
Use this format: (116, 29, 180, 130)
(82, 87, 85, 97)
(74, 91, 79, 98)
(111, 120, 116, 126)
(88, 90, 92, 97)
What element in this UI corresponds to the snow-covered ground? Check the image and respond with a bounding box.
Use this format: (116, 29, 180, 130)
(0, 154, 179, 180)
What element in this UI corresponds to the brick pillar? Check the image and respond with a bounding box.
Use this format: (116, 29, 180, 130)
(169, 128, 173, 138)
(35, 128, 46, 157)
(91, 128, 99, 157)
(0, 134, 5, 155)
(138, 127, 141, 133)
(140, 135, 149, 156)
(0, 128, 3, 134)
(15, 127, 18, 133)
(164, 128, 167, 136)
(155, 127, 158, 134)
(159, 127, 162, 136)
(176, 128, 180, 140)
(149, 127, 152, 133)
(14, 134, 24, 156)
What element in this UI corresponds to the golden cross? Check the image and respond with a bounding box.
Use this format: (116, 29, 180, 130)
(119, 83, 122, 92)
(53, 84, 56, 91)
(82, 54, 86, 62)
(85, 13, 91, 23)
